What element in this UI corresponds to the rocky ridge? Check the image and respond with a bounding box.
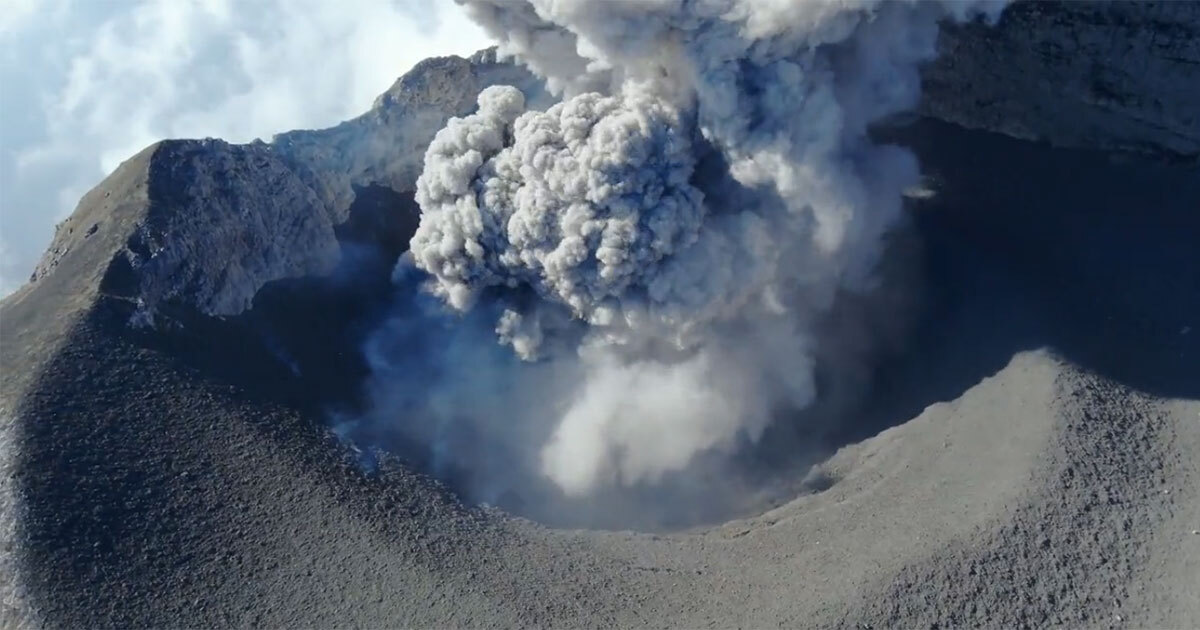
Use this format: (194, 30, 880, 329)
(24, 50, 545, 319)
(18, 2, 1200, 321)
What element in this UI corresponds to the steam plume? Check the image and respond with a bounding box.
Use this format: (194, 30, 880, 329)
(368, 0, 1007, 505)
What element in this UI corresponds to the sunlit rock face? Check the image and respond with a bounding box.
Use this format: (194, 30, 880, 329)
(26, 50, 547, 320)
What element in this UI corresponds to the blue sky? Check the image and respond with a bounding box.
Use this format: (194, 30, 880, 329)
(0, 0, 490, 295)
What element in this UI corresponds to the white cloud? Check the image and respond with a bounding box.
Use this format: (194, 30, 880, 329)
(0, 0, 40, 37)
(0, 0, 491, 296)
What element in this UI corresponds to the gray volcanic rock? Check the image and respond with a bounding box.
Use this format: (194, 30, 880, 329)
(4, 118, 1199, 630)
(3, 4, 1200, 628)
(24, 50, 544, 321)
(271, 49, 547, 221)
(921, 0, 1200, 158)
(32, 140, 339, 319)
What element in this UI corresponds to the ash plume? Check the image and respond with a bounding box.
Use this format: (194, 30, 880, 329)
(361, 0, 1008, 513)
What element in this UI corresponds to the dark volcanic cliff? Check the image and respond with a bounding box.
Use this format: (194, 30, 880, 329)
(923, 1, 1200, 158)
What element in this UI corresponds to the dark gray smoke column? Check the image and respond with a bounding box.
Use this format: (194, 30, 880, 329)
(395, 0, 1008, 499)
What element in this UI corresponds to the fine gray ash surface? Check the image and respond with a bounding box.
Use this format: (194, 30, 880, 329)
(4, 4, 1200, 622)
(2, 115, 1197, 628)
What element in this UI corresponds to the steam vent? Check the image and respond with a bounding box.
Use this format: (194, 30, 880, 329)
(2, 1, 1198, 627)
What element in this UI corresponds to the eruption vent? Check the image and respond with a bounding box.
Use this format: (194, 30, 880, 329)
(367, 0, 1007, 507)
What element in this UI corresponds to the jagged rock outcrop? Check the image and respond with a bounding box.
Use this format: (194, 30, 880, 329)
(269, 49, 547, 227)
(25, 50, 545, 320)
(32, 140, 339, 319)
(922, 1, 1200, 158)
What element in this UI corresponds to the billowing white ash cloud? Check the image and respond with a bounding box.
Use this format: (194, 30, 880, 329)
(412, 85, 711, 356)
(376, 0, 1007, 504)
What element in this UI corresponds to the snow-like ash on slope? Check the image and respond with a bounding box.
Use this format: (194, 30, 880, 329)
(371, 0, 1007, 504)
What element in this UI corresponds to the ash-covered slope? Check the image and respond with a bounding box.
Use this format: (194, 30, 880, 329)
(0, 49, 551, 628)
(4, 119, 1198, 629)
(2, 2, 1200, 628)
(922, 0, 1200, 158)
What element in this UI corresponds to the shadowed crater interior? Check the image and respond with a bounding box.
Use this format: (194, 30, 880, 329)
(115, 120, 1200, 532)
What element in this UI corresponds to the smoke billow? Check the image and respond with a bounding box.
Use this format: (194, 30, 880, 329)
(357, 0, 1007, 521)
